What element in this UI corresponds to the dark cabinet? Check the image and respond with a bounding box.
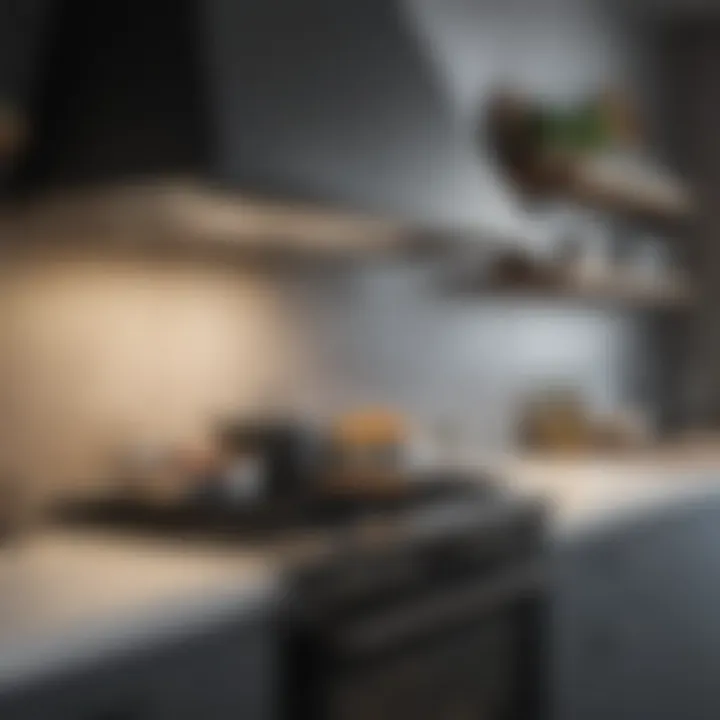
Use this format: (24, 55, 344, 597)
(555, 498, 720, 720)
(0, 612, 277, 720)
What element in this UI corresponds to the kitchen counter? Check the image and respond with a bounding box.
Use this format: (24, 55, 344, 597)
(4, 445, 720, 701)
(491, 438, 720, 536)
(517, 442, 720, 720)
(0, 530, 279, 694)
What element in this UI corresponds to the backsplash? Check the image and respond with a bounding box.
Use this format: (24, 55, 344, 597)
(0, 245, 637, 493)
(289, 264, 637, 435)
(0, 249, 297, 491)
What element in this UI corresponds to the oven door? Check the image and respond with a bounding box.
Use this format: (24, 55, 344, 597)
(324, 563, 547, 720)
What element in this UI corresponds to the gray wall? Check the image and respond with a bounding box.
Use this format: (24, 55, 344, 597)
(282, 0, 648, 449)
(207, 0, 637, 236)
(287, 268, 638, 449)
(404, 0, 637, 233)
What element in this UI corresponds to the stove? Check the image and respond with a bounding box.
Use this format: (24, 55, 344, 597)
(58, 473, 549, 720)
(284, 489, 548, 720)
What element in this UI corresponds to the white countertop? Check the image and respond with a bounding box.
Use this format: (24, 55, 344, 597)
(0, 530, 279, 694)
(491, 449, 720, 536)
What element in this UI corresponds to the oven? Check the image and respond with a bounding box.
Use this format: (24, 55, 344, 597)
(284, 499, 548, 720)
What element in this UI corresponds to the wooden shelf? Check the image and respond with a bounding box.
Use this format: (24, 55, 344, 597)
(0, 179, 431, 266)
(569, 161, 694, 228)
(0, 180, 519, 272)
(1, 179, 692, 306)
(501, 158, 694, 228)
(487, 93, 695, 227)
(448, 273, 695, 311)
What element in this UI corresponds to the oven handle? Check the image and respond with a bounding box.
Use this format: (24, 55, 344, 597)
(333, 561, 546, 657)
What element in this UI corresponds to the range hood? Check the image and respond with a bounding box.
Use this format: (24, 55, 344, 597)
(9, 0, 468, 229)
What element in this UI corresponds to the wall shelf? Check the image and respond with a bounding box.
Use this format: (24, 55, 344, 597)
(447, 273, 695, 311)
(0, 178, 697, 314)
(0, 179, 445, 266)
(487, 92, 695, 228)
(568, 162, 694, 229)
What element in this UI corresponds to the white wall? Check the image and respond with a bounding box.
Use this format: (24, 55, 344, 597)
(289, 266, 637, 449)
(287, 0, 644, 446)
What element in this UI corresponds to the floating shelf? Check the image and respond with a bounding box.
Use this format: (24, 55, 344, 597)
(0, 179, 452, 266)
(569, 159, 694, 227)
(487, 93, 695, 227)
(501, 156, 694, 228)
(0, 178, 694, 309)
(448, 273, 696, 310)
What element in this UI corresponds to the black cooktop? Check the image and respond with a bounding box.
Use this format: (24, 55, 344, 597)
(55, 472, 507, 543)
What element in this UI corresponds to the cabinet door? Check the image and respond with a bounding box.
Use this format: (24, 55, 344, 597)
(612, 505, 720, 720)
(147, 615, 277, 720)
(553, 529, 632, 720)
(555, 499, 720, 720)
(0, 612, 277, 720)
